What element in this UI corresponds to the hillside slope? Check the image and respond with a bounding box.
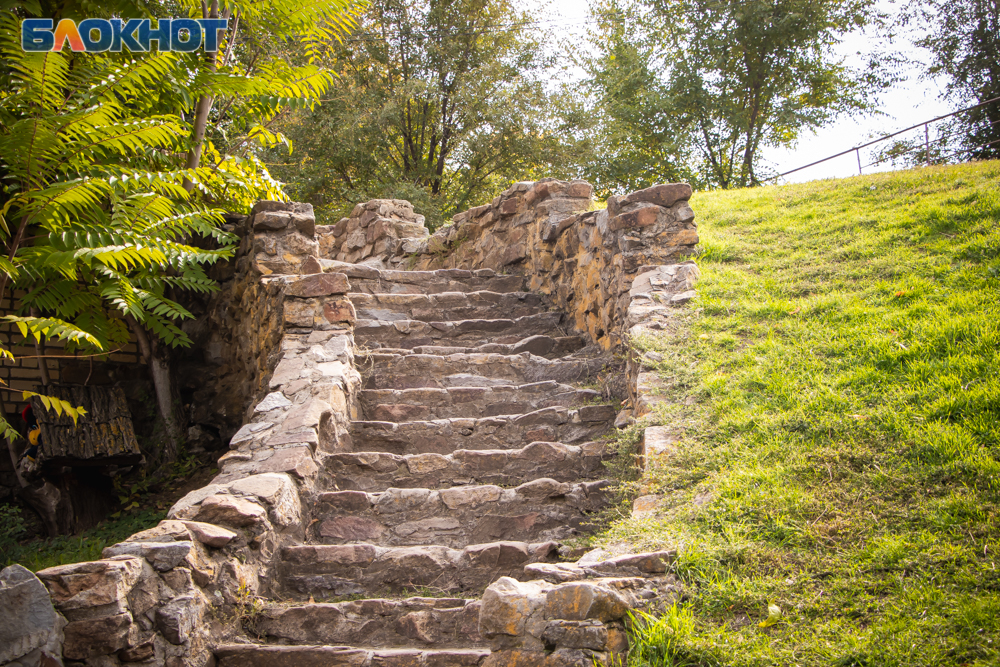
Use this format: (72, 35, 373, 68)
(607, 162, 1000, 666)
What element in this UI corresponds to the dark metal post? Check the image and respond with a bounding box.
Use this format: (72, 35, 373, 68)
(925, 123, 930, 166)
(857, 148, 862, 175)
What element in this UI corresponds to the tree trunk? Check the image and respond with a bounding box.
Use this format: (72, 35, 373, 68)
(184, 0, 222, 189)
(0, 399, 26, 488)
(19, 481, 66, 537)
(5, 438, 27, 489)
(127, 317, 182, 463)
(2, 404, 65, 537)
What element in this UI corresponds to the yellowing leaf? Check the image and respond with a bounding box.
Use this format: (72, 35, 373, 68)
(758, 603, 782, 628)
(22, 391, 88, 426)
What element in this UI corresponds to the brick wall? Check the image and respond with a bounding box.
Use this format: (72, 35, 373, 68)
(0, 291, 145, 423)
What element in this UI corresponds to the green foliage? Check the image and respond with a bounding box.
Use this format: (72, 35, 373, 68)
(911, 0, 1000, 160)
(0, 503, 26, 557)
(597, 162, 1000, 665)
(624, 608, 702, 667)
(2, 508, 166, 570)
(234, 578, 266, 637)
(580, 0, 888, 192)
(0, 0, 362, 445)
(5, 316, 101, 348)
(271, 0, 570, 227)
(564, 1, 696, 196)
(0, 14, 268, 352)
(170, 0, 364, 186)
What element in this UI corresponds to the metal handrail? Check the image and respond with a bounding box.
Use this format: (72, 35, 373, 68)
(773, 96, 1000, 180)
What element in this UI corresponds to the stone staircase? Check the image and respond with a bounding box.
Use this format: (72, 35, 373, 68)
(217, 267, 618, 666)
(2, 184, 697, 667)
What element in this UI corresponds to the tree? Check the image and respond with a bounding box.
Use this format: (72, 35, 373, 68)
(562, 1, 695, 197)
(581, 0, 884, 191)
(0, 0, 361, 463)
(271, 0, 567, 227)
(914, 0, 1000, 160)
(0, 19, 247, 463)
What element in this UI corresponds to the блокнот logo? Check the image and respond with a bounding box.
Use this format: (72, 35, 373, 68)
(22, 18, 229, 52)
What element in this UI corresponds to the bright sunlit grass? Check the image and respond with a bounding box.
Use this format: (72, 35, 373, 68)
(604, 161, 1000, 666)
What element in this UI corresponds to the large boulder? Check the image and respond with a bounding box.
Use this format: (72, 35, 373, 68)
(36, 557, 147, 661)
(479, 577, 552, 650)
(37, 557, 143, 613)
(0, 564, 65, 666)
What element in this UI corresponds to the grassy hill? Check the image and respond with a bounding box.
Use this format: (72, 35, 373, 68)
(606, 162, 1000, 666)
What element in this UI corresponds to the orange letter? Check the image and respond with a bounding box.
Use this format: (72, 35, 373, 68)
(52, 18, 85, 51)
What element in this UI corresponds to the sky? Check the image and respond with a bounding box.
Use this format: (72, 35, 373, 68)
(523, 0, 955, 184)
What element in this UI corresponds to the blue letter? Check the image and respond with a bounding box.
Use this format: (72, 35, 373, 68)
(139, 18, 170, 51)
(79, 18, 112, 52)
(21, 19, 54, 52)
(170, 18, 202, 52)
(111, 18, 145, 52)
(199, 18, 228, 52)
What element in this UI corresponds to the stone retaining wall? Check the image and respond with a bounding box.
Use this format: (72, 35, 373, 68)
(317, 199, 428, 267)
(418, 180, 696, 350)
(0, 178, 701, 667)
(316, 179, 698, 350)
(621, 262, 700, 521)
(474, 262, 700, 667)
(0, 201, 361, 667)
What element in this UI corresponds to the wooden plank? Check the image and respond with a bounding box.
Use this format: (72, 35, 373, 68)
(31, 385, 141, 463)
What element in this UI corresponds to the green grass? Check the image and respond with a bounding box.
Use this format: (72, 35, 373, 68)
(1, 449, 215, 572)
(605, 162, 1000, 666)
(1, 509, 166, 572)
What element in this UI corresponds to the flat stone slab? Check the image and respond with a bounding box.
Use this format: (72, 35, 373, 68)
(347, 408, 613, 455)
(0, 564, 64, 664)
(354, 312, 565, 350)
(363, 353, 605, 390)
(350, 291, 547, 323)
(258, 597, 483, 648)
(278, 541, 560, 598)
(344, 267, 524, 296)
(215, 645, 490, 667)
(311, 479, 609, 547)
(368, 335, 586, 361)
(324, 441, 609, 492)
(285, 272, 351, 297)
(359, 382, 602, 421)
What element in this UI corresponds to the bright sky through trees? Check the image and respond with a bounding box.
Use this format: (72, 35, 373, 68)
(528, 0, 953, 183)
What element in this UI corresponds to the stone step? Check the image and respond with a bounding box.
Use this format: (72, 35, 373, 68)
(332, 264, 525, 295)
(277, 540, 559, 598)
(371, 334, 587, 360)
(362, 352, 605, 390)
(256, 597, 484, 649)
(354, 312, 567, 350)
(309, 479, 609, 548)
(347, 407, 616, 456)
(216, 644, 489, 667)
(322, 441, 609, 492)
(359, 382, 602, 421)
(350, 291, 548, 323)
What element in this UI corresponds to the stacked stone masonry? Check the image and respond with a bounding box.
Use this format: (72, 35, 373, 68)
(0, 179, 698, 667)
(320, 180, 697, 349)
